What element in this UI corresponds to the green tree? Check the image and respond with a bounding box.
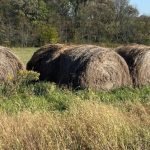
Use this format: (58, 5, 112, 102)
(38, 24, 59, 45)
(0, 0, 150, 46)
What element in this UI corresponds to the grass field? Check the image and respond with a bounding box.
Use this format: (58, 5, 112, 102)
(0, 48, 150, 149)
(12, 47, 37, 64)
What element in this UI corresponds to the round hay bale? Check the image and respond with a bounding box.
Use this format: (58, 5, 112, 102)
(116, 44, 150, 86)
(27, 44, 132, 91)
(58, 45, 132, 90)
(0, 46, 24, 83)
(27, 44, 73, 81)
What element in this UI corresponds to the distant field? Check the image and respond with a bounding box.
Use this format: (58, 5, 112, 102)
(0, 47, 150, 149)
(12, 47, 37, 64)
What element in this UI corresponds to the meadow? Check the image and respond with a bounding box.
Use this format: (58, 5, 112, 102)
(0, 48, 150, 150)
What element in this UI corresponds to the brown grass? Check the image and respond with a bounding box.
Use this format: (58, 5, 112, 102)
(0, 101, 149, 150)
(27, 44, 132, 91)
(116, 44, 150, 86)
(0, 46, 24, 82)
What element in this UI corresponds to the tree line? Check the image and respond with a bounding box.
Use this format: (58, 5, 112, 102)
(0, 0, 150, 47)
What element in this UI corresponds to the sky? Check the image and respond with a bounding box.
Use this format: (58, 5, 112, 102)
(130, 0, 150, 15)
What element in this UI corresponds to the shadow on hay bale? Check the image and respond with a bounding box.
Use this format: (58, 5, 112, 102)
(27, 44, 132, 91)
(27, 44, 73, 82)
(0, 46, 24, 83)
(116, 44, 150, 87)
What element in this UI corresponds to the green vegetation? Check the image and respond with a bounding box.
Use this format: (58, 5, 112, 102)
(1, 77, 150, 114)
(0, 0, 150, 47)
(0, 76, 150, 149)
(0, 48, 150, 149)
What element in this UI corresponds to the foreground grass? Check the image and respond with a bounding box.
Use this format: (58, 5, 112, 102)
(0, 82, 150, 149)
(0, 100, 150, 150)
(1, 82, 150, 113)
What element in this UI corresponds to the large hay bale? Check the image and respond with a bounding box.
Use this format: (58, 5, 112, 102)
(116, 44, 150, 86)
(58, 45, 132, 90)
(0, 46, 24, 82)
(27, 44, 132, 90)
(27, 44, 73, 82)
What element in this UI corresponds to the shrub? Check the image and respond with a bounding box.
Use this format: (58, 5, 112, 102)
(0, 70, 39, 97)
(40, 25, 59, 45)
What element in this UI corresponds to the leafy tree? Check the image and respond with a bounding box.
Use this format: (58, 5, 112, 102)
(0, 0, 149, 46)
(39, 25, 59, 45)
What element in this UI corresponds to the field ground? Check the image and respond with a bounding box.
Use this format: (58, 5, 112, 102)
(0, 48, 150, 149)
(12, 47, 37, 64)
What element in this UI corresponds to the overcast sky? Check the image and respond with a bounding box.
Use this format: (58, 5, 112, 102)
(130, 0, 150, 15)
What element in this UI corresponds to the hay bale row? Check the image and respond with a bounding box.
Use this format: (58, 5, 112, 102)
(2, 43, 150, 90)
(0, 46, 24, 83)
(116, 44, 150, 87)
(27, 44, 132, 90)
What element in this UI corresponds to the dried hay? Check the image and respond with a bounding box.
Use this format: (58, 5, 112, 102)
(27, 44, 132, 90)
(58, 45, 132, 90)
(0, 46, 24, 83)
(27, 44, 73, 82)
(116, 44, 150, 86)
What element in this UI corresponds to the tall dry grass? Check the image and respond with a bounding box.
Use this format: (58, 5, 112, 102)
(0, 100, 150, 150)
